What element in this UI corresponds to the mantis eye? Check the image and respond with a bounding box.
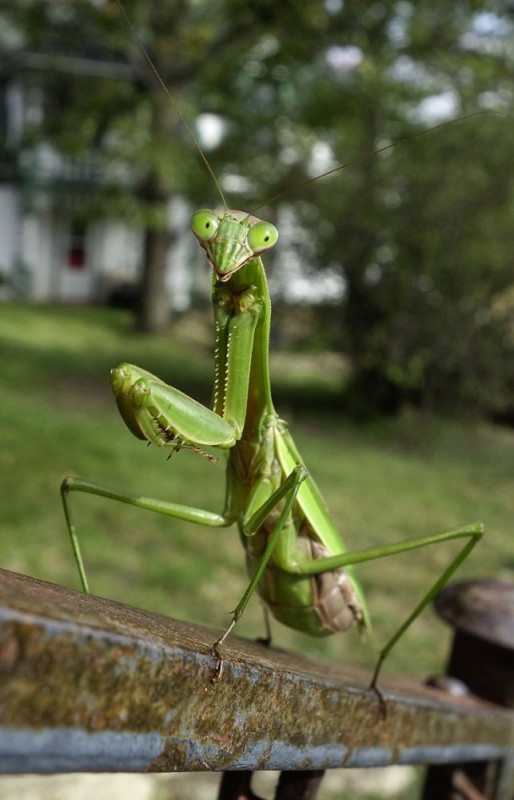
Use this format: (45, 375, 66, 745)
(191, 209, 220, 241)
(247, 221, 279, 253)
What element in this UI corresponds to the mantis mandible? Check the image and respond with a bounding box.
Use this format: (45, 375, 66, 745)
(61, 6, 484, 693)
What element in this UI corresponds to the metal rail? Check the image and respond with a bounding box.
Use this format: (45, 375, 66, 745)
(0, 569, 513, 796)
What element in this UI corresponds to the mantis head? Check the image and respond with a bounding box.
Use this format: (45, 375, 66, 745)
(191, 209, 279, 282)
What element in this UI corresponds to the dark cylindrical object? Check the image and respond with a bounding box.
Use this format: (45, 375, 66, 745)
(217, 769, 325, 800)
(275, 770, 325, 799)
(422, 579, 514, 800)
(217, 770, 262, 800)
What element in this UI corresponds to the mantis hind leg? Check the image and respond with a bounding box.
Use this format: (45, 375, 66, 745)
(290, 522, 483, 692)
(367, 524, 483, 692)
(210, 465, 308, 679)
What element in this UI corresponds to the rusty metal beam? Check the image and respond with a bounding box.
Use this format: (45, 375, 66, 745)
(0, 569, 512, 775)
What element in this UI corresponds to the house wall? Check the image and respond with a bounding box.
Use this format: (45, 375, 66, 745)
(27, 213, 62, 301)
(0, 187, 201, 310)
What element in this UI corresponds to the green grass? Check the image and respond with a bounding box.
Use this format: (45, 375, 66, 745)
(1, 302, 513, 798)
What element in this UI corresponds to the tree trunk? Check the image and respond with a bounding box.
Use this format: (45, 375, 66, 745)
(135, 93, 174, 334)
(137, 222, 172, 333)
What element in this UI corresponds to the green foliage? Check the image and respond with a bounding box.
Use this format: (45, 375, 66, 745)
(276, 2, 514, 416)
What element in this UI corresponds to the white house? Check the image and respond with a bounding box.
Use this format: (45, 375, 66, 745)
(0, 142, 201, 310)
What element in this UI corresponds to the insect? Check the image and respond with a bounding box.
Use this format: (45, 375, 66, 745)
(61, 3, 484, 693)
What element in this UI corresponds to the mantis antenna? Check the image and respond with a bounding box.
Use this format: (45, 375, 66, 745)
(251, 110, 495, 213)
(115, 0, 229, 211)
(116, 2, 494, 219)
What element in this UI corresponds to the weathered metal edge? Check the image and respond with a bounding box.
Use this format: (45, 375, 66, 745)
(0, 727, 510, 774)
(1, 570, 512, 774)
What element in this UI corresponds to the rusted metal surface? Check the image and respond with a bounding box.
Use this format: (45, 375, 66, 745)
(0, 569, 513, 775)
(422, 579, 514, 800)
(434, 579, 514, 651)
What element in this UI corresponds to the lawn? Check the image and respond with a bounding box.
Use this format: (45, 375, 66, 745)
(1, 301, 513, 799)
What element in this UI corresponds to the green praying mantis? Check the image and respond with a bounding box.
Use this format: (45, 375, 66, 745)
(61, 8, 484, 692)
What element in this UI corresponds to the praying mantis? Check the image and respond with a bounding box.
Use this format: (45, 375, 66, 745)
(61, 6, 484, 692)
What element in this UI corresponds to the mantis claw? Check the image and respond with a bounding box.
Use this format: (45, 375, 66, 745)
(210, 619, 237, 682)
(369, 681, 387, 721)
(210, 644, 224, 683)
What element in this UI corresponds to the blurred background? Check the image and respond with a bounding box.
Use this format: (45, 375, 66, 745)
(0, 1, 513, 798)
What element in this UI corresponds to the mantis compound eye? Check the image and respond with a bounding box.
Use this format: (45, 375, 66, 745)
(191, 209, 220, 242)
(247, 221, 279, 254)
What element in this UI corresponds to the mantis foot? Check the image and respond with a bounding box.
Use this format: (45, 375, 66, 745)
(210, 643, 224, 683)
(369, 652, 387, 719)
(369, 683, 387, 721)
(210, 620, 236, 682)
